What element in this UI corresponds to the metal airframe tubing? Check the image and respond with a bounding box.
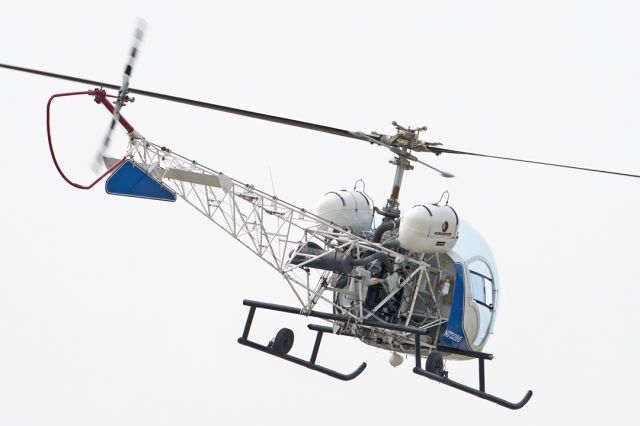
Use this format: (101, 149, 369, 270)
(404, 269, 424, 326)
(363, 265, 424, 320)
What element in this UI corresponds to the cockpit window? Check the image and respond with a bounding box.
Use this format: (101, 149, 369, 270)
(470, 270, 493, 309)
(468, 259, 496, 347)
(455, 220, 500, 348)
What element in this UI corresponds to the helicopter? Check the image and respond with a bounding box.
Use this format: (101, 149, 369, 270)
(2, 24, 639, 411)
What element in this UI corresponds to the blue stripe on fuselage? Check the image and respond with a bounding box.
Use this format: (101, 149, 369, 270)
(439, 262, 470, 350)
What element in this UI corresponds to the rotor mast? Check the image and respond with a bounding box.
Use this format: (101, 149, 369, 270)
(382, 122, 425, 217)
(384, 149, 412, 215)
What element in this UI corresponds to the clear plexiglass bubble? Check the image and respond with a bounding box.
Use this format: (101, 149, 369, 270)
(454, 220, 500, 347)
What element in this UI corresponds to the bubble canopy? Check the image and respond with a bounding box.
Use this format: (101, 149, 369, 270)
(454, 220, 500, 348)
(455, 220, 499, 286)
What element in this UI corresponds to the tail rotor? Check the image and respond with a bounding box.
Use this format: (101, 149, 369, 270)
(92, 18, 146, 172)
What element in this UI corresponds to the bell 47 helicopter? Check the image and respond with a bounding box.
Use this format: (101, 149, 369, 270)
(3, 24, 639, 411)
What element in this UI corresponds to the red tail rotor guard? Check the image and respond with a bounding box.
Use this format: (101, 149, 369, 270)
(46, 88, 133, 189)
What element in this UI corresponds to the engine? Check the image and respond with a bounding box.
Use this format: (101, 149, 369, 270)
(291, 193, 461, 350)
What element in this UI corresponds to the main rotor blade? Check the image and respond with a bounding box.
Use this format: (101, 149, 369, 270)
(0, 62, 360, 141)
(430, 147, 640, 179)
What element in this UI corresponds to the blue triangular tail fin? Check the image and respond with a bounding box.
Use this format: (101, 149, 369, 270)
(105, 160, 176, 202)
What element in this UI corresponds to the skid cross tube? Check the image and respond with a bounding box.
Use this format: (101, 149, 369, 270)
(307, 324, 332, 364)
(237, 301, 366, 381)
(413, 333, 533, 410)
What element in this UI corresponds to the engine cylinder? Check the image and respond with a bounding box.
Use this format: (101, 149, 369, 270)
(398, 204, 459, 253)
(316, 190, 373, 234)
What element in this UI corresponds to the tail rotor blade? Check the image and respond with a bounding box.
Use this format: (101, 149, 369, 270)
(92, 19, 146, 172)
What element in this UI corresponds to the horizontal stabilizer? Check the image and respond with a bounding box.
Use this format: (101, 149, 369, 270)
(104, 156, 222, 187)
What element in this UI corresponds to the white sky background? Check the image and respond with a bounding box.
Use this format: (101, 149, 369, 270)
(1, 1, 639, 424)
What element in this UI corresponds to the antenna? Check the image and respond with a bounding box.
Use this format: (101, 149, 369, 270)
(268, 166, 276, 198)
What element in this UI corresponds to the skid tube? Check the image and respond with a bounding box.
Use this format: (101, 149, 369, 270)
(414, 334, 533, 410)
(237, 301, 366, 381)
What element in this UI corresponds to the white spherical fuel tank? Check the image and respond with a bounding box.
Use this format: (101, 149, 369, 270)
(398, 204, 459, 253)
(316, 190, 373, 235)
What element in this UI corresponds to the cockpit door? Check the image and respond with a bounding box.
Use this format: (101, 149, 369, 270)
(468, 257, 498, 347)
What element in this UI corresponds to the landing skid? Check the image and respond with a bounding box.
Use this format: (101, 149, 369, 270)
(237, 303, 367, 381)
(413, 334, 533, 410)
(413, 366, 533, 410)
(237, 299, 532, 409)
